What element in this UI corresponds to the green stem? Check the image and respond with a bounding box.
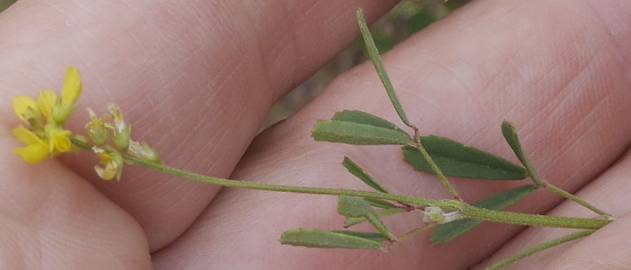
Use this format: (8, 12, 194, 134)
(414, 136, 462, 201)
(125, 155, 433, 208)
(502, 122, 609, 216)
(459, 204, 608, 230)
(522, 149, 609, 216)
(356, 9, 461, 201)
(542, 180, 610, 217)
(71, 137, 610, 231)
(125, 155, 610, 231)
(486, 230, 593, 270)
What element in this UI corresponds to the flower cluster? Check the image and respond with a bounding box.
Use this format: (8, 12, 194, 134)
(11, 67, 159, 181)
(85, 105, 159, 181)
(12, 67, 81, 164)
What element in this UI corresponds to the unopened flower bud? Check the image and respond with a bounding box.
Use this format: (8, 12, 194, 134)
(129, 140, 160, 163)
(108, 105, 131, 151)
(422, 207, 463, 224)
(86, 109, 108, 145)
(423, 206, 446, 223)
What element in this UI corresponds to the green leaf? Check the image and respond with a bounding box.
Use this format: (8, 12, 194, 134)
(403, 135, 527, 180)
(365, 198, 397, 209)
(332, 110, 406, 133)
(345, 208, 406, 228)
(406, 9, 436, 35)
(337, 196, 394, 239)
(431, 185, 537, 244)
(372, 31, 394, 53)
(280, 229, 386, 249)
(501, 121, 541, 184)
(312, 120, 411, 145)
(0, 0, 16, 13)
(342, 157, 390, 193)
(356, 10, 412, 128)
(501, 122, 528, 168)
(337, 195, 373, 217)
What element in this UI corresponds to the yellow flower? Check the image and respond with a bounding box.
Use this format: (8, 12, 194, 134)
(37, 90, 58, 120)
(62, 67, 82, 106)
(12, 126, 49, 164)
(11, 67, 81, 164)
(47, 127, 72, 153)
(53, 67, 82, 124)
(13, 96, 41, 126)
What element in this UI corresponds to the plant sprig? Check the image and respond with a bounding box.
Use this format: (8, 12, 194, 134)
(8, 8, 613, 270)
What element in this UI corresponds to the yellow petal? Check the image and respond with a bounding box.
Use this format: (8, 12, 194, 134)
(48, 128, 72, 153)
(37, 90, 58, 119)
(12, 126, 45, 145)
(61, 67, 82, 107)
(15, 143, 50, 164)
(12, 96, 40, 124)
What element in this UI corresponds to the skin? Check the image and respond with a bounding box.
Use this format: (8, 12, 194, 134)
(0, 0, 629, 269)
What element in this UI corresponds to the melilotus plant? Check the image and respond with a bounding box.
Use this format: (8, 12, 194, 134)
(10, 9, 611, 270)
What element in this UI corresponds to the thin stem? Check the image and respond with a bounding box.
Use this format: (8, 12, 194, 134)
(356, 9, 461, 201)
(126, 154, 610, 231)
(486, 230, 593, 270)
(543, 181, 610, 217)
(72, 138, 610, 231)
(413, 136, 463, 201)
(520, 146, 609, 216)
(520, 154, 544, 187)
(459, 204, 609, 230)
(502, 126, 610, 216)
(125, 154, 434, 208)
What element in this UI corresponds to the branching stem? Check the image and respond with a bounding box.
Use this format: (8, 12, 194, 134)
(412, 135, 462, 201)
(120, 152, 610, 231)
(540, 179, 610, 217)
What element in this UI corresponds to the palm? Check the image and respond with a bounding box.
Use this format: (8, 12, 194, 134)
(0, 0, 629, 269)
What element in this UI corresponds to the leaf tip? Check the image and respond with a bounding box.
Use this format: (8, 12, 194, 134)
(356, 8, 364, 20)
(501, 121, 516, 134)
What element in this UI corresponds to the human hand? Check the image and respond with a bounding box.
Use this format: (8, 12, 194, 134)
(0, 0, 629, 269)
